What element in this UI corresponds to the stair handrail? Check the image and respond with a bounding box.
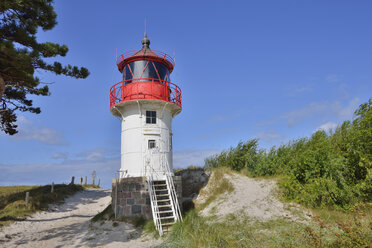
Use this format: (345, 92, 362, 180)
(147, 174, 163, 236)
(162, 154, 183, 222)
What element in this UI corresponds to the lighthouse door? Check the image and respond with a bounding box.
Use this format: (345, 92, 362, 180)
(146, 137, 163, 179)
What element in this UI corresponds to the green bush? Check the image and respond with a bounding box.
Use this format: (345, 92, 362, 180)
(204, 98, 372, 209)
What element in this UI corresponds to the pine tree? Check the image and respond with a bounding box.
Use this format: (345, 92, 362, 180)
(0, 0, 89, 135)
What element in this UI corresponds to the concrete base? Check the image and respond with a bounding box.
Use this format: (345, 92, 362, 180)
(112, 176, 182, 220)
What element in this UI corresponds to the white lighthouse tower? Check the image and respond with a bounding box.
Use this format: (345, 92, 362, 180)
(110, 33, 182, 235)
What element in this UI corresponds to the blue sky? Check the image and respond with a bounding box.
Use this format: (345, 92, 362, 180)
(1, 0, 371, 188)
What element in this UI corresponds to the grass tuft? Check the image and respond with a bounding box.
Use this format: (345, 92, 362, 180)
(159, 207, 372, 248)
(195, 167, 234, 210)
(144, 220, 160, 239)
(91, 204, 115, 222)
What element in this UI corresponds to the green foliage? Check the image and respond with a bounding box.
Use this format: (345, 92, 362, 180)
(0, 0, 90, 135)
(159, 209, 372, 248)
(205, 139, 260, 172)
(204, 99, 372, 209)
(0, 184, 83, 227)
(144, 220, 160, 239)
(91, 204, 114, 222)
(83, 184, 101, 189)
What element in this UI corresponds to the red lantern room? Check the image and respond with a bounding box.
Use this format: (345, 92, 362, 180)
(109, 34, 182, 110)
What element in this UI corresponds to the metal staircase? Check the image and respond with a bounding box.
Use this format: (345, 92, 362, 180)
(146, 154, 182, 236)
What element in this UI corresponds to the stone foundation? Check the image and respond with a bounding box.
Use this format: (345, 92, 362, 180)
(112, 176, 182, 219)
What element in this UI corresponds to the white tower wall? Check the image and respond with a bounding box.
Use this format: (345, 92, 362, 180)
(112, 100, 180, 179)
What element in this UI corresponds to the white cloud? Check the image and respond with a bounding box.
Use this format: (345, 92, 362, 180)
(338, 97, 359, 120)
(286, 84, 313, 96)
(52, 153, 68, 160)
(325, 74, 343, 83)
(173, 149, 221, 169)
(198, 127, 240, 139)
(254, 130, 285, 142)
(76, 148, 118, 162)
(0, 157, 120, 188)
(12, 117, 66, 145)
(281, 98, 359, 127)
(0, 149, 221, 188)
(315, 122, 338, 133)
(294, 86, 312, 93)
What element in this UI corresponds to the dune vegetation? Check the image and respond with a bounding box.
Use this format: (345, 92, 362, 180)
(158, 99, 372, 247)
(205, 98, 371, 210)
(0, 184, 98, 228)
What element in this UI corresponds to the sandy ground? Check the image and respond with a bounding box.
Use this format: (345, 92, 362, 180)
(0, 188, 161, 248)
(197, 173, 311, 221)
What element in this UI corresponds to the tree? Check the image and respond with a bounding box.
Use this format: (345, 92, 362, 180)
(0, 0, 89, 135)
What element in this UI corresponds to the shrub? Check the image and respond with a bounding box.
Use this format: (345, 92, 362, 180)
(203, 98, 372, 209)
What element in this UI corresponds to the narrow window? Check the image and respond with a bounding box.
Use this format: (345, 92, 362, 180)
(146, 111, 156, 124)
(148, 140, 156, 149)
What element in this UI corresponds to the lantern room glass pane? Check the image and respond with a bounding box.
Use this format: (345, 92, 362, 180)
(122, 60, 170, 83)
(123, 65, 132, 85)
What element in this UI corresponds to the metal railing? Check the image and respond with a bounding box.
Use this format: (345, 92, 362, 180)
(116, 49, 175, 67)
(144, 152, 182, 236)
(109, 78, 182, 109)
(162, 154, 183, 222)
(147, 174, 163, 236)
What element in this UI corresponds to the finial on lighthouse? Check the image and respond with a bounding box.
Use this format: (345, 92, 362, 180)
(142, 18, 150, 48)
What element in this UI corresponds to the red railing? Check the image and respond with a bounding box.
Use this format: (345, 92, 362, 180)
(110, 78, 182, 109)
(116, 49, 175, 73)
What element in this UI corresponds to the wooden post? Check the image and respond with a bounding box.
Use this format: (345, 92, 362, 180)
(51, 182, 54, 193)
(25, 192, 29, 207)
(70, 176, 75, 185)
(84, 176, 87, 185)
(80, 177, 83, 185)
(98, 179, 100, 187)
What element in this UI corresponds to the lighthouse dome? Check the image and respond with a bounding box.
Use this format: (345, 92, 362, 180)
(116, 35, 175, 76)
(117, 35, 175, 85)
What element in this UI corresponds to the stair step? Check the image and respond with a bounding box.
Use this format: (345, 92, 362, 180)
(156, 210, 173, 214)
(160, 216, 174, 220)
(154, 184, 167, 187)
(158, 204, 171, 208)
(161, 222, 176, 226)
(156, 194, 169, 197)
(156, 199, 171, 202)
(155, 189, 168, 192)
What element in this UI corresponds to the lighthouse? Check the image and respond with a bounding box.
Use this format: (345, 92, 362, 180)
(110, 32, 182, 235)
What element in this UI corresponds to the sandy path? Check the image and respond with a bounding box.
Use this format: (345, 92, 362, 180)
(0, 188, 161, 248)
(198, 173, 310, 221)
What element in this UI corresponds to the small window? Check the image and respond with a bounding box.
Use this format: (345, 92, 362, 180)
(146, 111, 156, 124)
(148, 140, 156, 149)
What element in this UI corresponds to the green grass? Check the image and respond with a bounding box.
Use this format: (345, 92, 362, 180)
(158, 168, 372, 248)
(91, 204, 115, 223)
(82, 184, 101, 189)
(91, 204, 147, 228)
(158, 208, 372, 248)
(158, 167, 372, 247)
(174, 165, 204, 174)
(0, 186, 38, 197)
(0, 184, 84, 228)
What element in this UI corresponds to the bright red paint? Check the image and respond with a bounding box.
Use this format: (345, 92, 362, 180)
(110, 78, 182, 109)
